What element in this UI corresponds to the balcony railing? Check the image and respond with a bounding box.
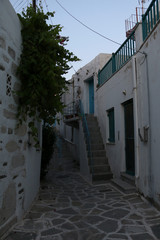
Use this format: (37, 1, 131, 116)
(98, 0, 160, 87)
(98, 30, 136, 86)
(63, 100, 80, 119)
(142, 0, 160, 40)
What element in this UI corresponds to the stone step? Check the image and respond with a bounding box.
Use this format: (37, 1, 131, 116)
(86, 120, 98, 125)
(88, 150, 106, 158)
(92, 172, 113, 182)
(85, 131, 102, 138)
(87, 126, 100, 132)
(88, 144, 104, 151)
(87, 125, 99, 130)
(111, 178, 137, 194)
(120, 172, 135, 186)
(89, 157, 108, 165)
(85, 137, 103, 145)
(89, 138, 103, 144)
(84, 130, 100, 136)
(91, 165, 111, 173)
(82, 114, 113, 184)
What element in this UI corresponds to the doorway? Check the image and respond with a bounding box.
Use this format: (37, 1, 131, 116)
(89, 78, 94, 114)
(124, 99, 135, 176)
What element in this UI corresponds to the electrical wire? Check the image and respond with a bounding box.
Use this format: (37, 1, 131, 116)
(16, 1, 28, 12)
(14, 0, 24, 9)
(12, 0, 19, 6)
(55, 0, 146, 56)
(15, 0, 25, 10)
(16, 0, 28, 12)
(13, 0, 22, 7)
(55, 0, 122, 47)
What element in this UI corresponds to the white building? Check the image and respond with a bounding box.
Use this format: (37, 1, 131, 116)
(60, 0, 160, 208)
(0, 1, 42, 236)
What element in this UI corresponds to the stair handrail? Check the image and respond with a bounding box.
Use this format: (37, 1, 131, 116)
(79, 100, 94, 175)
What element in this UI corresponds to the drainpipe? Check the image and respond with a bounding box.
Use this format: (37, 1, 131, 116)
(144, 53, 153, 199)
(134, 51, 153, 199)
(132, 56, 140, 181)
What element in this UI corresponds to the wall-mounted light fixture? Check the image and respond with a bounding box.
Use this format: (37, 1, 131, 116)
(138, 126, 149, 143)
(122, 90, 126, 95)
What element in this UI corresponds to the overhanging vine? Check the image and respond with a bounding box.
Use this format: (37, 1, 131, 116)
(16, 5, 79, 146)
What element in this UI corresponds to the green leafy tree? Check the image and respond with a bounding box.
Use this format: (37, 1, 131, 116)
(16, 5, 79, 143)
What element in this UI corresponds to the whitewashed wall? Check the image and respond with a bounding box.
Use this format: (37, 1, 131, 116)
(136, 22, 160, 206)
(62, 54, 111, 113)
(59, 7, 160, 207)
(0, 0, 42, 236)
(96, 20, 160, 207)
(96, 60, 134, 177)
(59, 54, 111, 165)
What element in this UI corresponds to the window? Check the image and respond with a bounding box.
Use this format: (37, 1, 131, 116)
(107, 108, 115, 143)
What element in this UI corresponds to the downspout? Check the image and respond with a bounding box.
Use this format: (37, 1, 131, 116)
(144, 53, 153, 199)
(134, 50, 152, 199)
(132, 56, 140, 181)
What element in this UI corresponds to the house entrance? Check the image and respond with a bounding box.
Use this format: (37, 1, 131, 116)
(89, 78, 94, 114)
(124, 99, 135, 176)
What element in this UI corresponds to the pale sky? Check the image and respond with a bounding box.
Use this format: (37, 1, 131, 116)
(9, 0, 151, 80)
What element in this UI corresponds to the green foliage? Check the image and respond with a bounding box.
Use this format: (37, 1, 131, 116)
(41, 125, 56, 179)
(16, 5, 79, 143)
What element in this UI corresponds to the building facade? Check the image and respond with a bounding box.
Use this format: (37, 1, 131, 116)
(0, 1, 42, 236)
(60, 0, 160, 208)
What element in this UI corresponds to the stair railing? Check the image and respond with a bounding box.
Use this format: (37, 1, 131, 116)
(79, 100, 94, 175)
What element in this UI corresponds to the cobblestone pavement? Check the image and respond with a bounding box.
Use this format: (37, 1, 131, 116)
(5, 169, 160, 240)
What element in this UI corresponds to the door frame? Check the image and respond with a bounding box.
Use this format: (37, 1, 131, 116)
(89, 78, 94, 114)
(84, 76, 94, 114)
(123, 99, 135, 176)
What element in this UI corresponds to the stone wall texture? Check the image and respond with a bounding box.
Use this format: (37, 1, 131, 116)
(0, 1, 42, 237)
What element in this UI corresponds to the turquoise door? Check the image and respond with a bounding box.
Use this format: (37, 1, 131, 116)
(89, 79, 94, 114)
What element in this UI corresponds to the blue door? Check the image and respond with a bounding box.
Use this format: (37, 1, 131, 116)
(89, 79, 94, 114)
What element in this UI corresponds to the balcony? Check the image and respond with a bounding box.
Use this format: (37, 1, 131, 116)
(63, 101, 80, 128)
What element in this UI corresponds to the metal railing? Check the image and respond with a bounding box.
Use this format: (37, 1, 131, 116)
(63, 100, 80, 119)
(142, 0, 160, 40)
(79, 100, 94, 175)
(125, 7, 146, 37)
(98, 30, 136, 86)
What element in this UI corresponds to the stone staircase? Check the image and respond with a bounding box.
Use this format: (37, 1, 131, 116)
(52, 137, 77, 172)
(84, 114, 113, 183)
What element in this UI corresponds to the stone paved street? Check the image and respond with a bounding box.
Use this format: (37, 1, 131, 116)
(4, 155, 160, 240)
(4, 171, 160, 240)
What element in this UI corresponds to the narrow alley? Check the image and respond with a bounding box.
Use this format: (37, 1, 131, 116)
(4, 141, 160, 240)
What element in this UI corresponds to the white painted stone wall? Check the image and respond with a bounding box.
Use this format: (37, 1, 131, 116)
(136, 22, 160, 206)
(71, 53, 111, 114)
(96, 20, 160, 207)
(60, 54, 111, 113)
(96, 60, 134, 178)
(0, 1, 42, 236)
(59, 54, 111, 175)
(59, 6, 160, 207)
